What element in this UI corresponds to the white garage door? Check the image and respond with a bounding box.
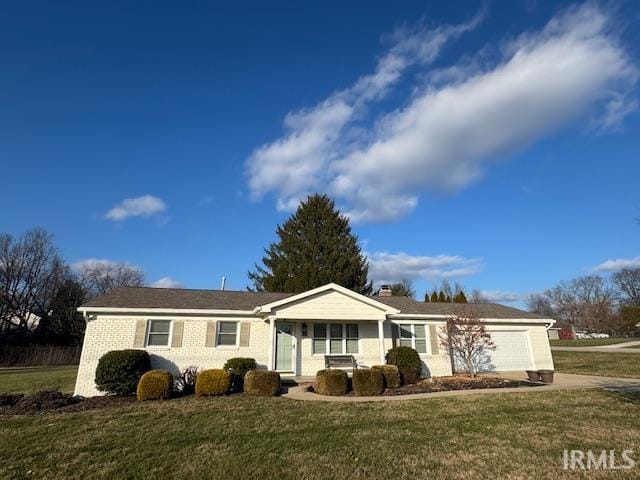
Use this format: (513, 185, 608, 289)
(481, 331, 533, 372)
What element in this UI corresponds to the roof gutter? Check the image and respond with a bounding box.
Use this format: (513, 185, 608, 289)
(77, 306, 259, 316)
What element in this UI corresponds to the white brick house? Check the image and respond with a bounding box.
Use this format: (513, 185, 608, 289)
(75, 283, 555, 396)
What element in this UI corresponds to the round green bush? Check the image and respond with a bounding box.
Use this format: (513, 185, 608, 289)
(223, 357, 257, 392)
(352, 369, 384, 396)
(385, 346, 421, 369)
(137, 370, 173, 401)
(244, 370, 281, 396)
(315, 369, 348, 396)
(95, 349, 151, 396)
(398, 367, 420, 385)
(195, 369, 231, 396)
(371, 365, 401, 389)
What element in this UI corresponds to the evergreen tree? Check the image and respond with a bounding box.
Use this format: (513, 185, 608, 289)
(430, 291, 438, 302)
(438, 291, 447, 302)
(424, 291, 430, 302)
(453, 291, 468, 303)
(248, 194, 372, 294)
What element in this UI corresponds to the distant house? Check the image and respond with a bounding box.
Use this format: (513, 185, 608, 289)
(75, 283, 556, 397)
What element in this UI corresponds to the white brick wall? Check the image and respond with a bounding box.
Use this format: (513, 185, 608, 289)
(74, 315, 271, 396)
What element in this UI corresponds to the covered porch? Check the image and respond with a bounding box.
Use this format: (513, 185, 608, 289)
(266, 318, 390, 377)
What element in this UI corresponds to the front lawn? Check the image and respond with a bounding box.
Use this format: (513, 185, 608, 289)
(1, 389, 639, 479)
(553, 351, 640, 378)
(0, 365, 78, 394)
(550, 337, 632, 347)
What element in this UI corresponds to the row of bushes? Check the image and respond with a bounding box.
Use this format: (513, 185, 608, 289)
(94, 350, 268, 399)
(137, 368, 281, 401)
(315, 346, 423, 396)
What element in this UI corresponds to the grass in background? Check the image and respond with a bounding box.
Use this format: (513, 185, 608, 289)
(552, 351, 640, 378)
(0, 365, 78, 394)
(549, 338, 632, 347)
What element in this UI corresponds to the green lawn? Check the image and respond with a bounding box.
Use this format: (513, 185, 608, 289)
(0, 365, 78, 394)
(553, 351, 640, 378)
(550, 337, 632, 347)
(1, 389, 639, 479)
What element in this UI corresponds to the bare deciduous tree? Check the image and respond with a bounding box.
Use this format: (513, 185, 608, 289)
(390, 279, 415, 298)
(612, 268, 640, 307)
(526, 293, 555, 317)
(0, 228, 67, 336)
(469, 289, 488, 304)
(438, 305, 496, 378)
(528, 275, 615, 332)
(77, 261, 145, 298)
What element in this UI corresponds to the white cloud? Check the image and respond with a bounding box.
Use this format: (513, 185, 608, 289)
(71, 258, 121, 271)
(246, 3, 637, 222)
(151, 277, 183, 288)
(246, 11, 484, 209)
(105, 195, 167, 221)
(592, 256, 640, 272)
(477, 290, 522, 304)
(367, 251, 483, 284)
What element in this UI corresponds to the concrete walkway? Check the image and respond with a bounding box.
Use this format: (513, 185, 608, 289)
(552, 346, 640, 353)
(597, 340, 640, 349)
(282, 372, 640, 402)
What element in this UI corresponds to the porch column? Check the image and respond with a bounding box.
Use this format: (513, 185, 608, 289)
(268, 316, 276, 371)
(377, 319, 385, 363)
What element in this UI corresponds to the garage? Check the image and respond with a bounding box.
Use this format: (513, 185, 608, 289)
(453, 330, 534, 373)
(482, 330, 533, 372)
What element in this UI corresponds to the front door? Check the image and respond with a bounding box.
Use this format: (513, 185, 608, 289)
(275, 322, 295, 372)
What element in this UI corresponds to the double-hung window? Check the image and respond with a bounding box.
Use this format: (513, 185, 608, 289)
(397, 324, 428, 354)
(146, 320, 172, 347)
(313, 323, 359, 354)
(217, 321, 239, 346)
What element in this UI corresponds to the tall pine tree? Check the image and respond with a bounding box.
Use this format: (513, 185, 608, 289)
(248, 194, 372, 294)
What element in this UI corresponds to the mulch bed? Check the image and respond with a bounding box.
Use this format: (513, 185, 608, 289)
(0, 391, 135, 416)
(381, 375, 537, 396)
(308, 375, 540, 397)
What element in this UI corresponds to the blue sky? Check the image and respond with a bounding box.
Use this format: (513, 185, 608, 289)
(2, 1, 639, 303)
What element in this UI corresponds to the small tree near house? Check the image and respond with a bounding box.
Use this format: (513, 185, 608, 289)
(438, 305, 496, 378)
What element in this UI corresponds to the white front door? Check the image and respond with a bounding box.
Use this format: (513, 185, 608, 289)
(275, 322, 295, 372)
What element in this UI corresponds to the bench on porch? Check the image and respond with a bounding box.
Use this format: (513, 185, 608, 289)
(324, 355, 358, 369)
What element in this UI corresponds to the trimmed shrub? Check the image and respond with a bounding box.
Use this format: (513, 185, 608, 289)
(195, 369, 231, 396)
(399, 367, 420, 385)
(385, 346, 421, 370)
(315, 369, 348, 396)
(372, 365, 401, 389)
(223, 357, 257, 392)
(95, 349, 151, 396)
(137, 370, 173, 401)
(352, 369, 384, 396)
(244, 370, 281, 396)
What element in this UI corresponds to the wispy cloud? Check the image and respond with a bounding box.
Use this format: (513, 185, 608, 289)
(367, 251, 483, 285)
(592, 256, 640, 272)
(477, 290, 522, 304)
(246, 10, 485, 213)
(247, 3, 637, 222)
(70, 258, 129, 271)
(105, 195, 167, 221)
(151, 277, 183, 288)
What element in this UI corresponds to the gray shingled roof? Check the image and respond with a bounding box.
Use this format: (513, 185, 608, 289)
(81, 286, 545, 319)
(81, 287, 293, 310)
(374, 296, 548, 319)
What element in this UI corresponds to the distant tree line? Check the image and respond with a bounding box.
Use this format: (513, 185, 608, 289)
(0, 228, 145, 345)
(527, 270, 640, 335)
